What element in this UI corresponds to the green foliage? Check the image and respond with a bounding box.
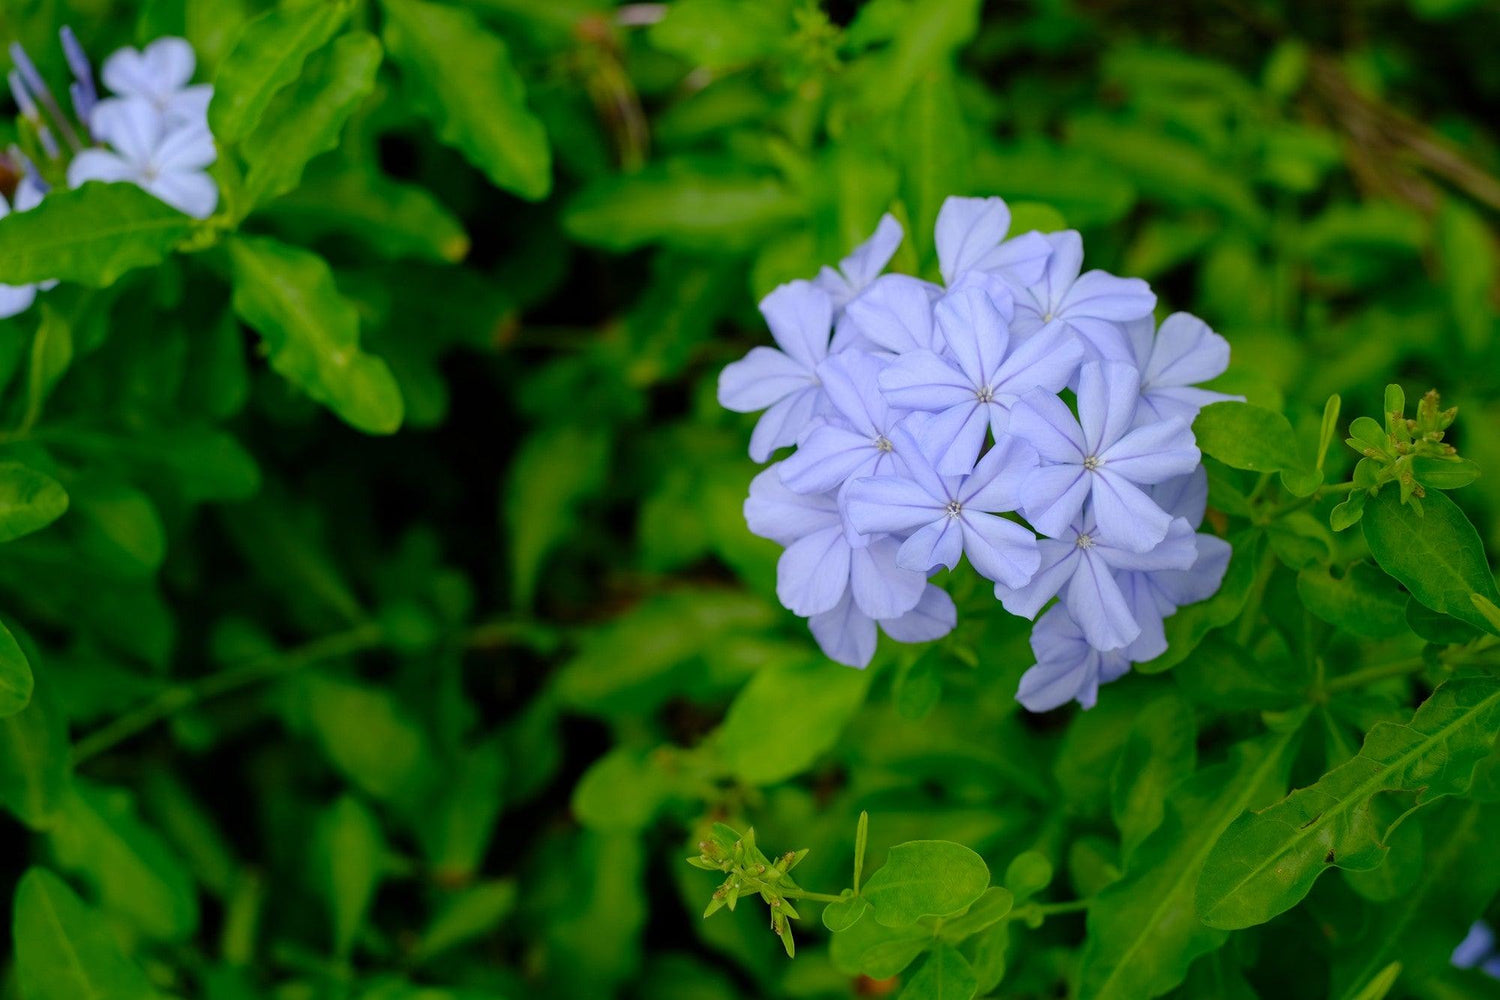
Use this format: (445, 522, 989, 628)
(1, 2, 1499, 1000)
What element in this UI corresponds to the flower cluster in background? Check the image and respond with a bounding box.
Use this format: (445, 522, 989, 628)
(720, 197, 1236, 711)
(1, 32, 216, 319)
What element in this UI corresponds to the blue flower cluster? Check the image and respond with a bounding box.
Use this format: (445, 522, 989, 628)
(720, 197, 1237, 711)
(2, 33, 217, 320)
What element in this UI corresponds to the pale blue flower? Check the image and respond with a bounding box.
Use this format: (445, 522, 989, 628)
(810, 581, 956, 669)
(845, 421, 1041, 588)
(1111, 469, 1231, 660)
(935, 196, 1052, 288)
(718, 280, 834, 462)
(0, 177, 47, 318)
(1125, 312, 1240, 426)
(1016, 604, 1133, 711)
(1009, 361, 1199, 552)
(1008, 230, 1155, 362)
(878, 285, 1083, 474)
(815, 213, 903, 312)
(778, 350, 908, 509)
(744, 465, 925, 620)
(995, 509, 1198, 651)
(101, 37, 212, 128)
(69, 96, 218, 218)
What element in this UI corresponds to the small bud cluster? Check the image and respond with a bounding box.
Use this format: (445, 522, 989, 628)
(719, 197, 1239, 711)
(688, 825, 810, 957)
(2, 32, 219, 320)
(1336, 385, 1476, 526)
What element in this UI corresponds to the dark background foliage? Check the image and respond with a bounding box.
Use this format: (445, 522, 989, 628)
(1, 0, 1498, 998)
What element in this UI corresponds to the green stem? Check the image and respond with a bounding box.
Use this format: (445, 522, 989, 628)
(779, 889, 846, 904)
(1322, 655, 1426, 694)
(1019, 898, 1090, 918)
(72, 622, 387, 765)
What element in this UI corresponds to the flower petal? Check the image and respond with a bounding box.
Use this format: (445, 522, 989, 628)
(1077, 361, 1140, 455)
(1007, 388, 1085, 463)
(935, 285, 1010, 387)
(961, 433, 1038, 512)
(67, 149, 138, 186)
(961, 512, 1040, 588)
(897, 517, 964, 573)
(935, 195, 1012, 285)
(744, 465, 840, 545)
(759, 280, 832, 370)
(921, 401, 990, 477)
(991, 317, 1083, 399)
(1099, 416, 1199, 484)
(845, 476, 943, 536)
(1020, 464, 1091, 540)
(1089, 469, 1173, 554)
(1064, 549, 1140, 651)
(850, 535, 926, 619)
(995, 538, 1078, 619)
(718, 347, 811, 412)
(780, 424, 879, 495)
(777, 524, 851, 616)
(149, 168, 218, 218)
(879, 584, 956, 643)
(878, 349, 974, 411)
(1144, 312, 1230, 387)
(809, 591, 878, 668)
(749, 387, 819, 462)
(845, 273, 939, 354)
(90, 96, 164, 163)
(1058, 268, 1156, 323)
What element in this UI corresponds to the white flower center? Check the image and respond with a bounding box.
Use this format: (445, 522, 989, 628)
(975, 385, 995, 403)
(1075, 533, 1095, 549)
(874, 435, 893, 452)
(1083, 454, 1103, 471)
(944, 499, 963, 519)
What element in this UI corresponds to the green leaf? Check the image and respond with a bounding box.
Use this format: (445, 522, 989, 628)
(228, 235, 404, 434)
(1196, 677, 1500, 929)
(314, 795, 384, 958)
(505, 423, 610, 611)
(862, 841, 990, 928)
(1361, 488, 1500, 636)
(0, 673, 70, 828)
(0, 461, 68, 544)
(564, 160, 803, 252)
(648, 0, 788, 69)
(0, 183, 193, 286)
(1436, 198, 1496, 354)
(48, 780, 199, 940)
(382, 0, 552, 200)
(297, 675, 434, 803)
(1411, 456, 1480, 491)
(1317, 394, 1342, 469)
(0, 618, 32, 718)
(242, 32, 383, 210)
(1405, 597, 1480, 645)
(412, 880, 518, 964)
(12, 868, 157, 1000)
(829, 909, 930, 978)
(1078, 729, 1302, 1000)
(414, 739, 506, 883)
(936, 886, 1014, 940)
(1193, 401, 1320, 492)
(21, 303, 72, 431)
(68, 481, 166, 578)
(1110, 696, 1197, 862)
(821, 893, 870, 933)
(899, 943, 978, 1000)
(716, 658, 870, 785)
(1002, 853, 1052, 903)
(1296, 563, 1411, 639)
(572, 748, 675, 832)
(1331, 800, 1500, 1000)
(210, 0, 353, 144)
(901, 69, 970, 267)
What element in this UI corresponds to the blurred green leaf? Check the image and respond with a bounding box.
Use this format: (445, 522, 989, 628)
(648, 0, 789, 69)
(0, 184, 194, 286)
(716, 658, 870, 785)
(413, 880, 518, 964)
(298, 675, 434, 803)
(1109, 696, 1197, 862)
(505, 422, 610, 610)
(899, 942, 978, 1000)
(0, 461, 68, 544)
(210, 0, 352, 144)
(0, 618, 32, 718)
(1296, 563, 1411, 639)
(382, 0, 552, 200)
(12, 867, 157, 1000)
(228, 235, 405, 434)
(0, 672, 69, 829)
(242, 32, 383, 211)
(314, 794, 385, 958)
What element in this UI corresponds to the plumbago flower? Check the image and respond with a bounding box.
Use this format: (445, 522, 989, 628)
(100, 37, 212, 128)
(720, 195, 1237, 707)
(0, 177, 46, 319)
(69, 97, 217, 218)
